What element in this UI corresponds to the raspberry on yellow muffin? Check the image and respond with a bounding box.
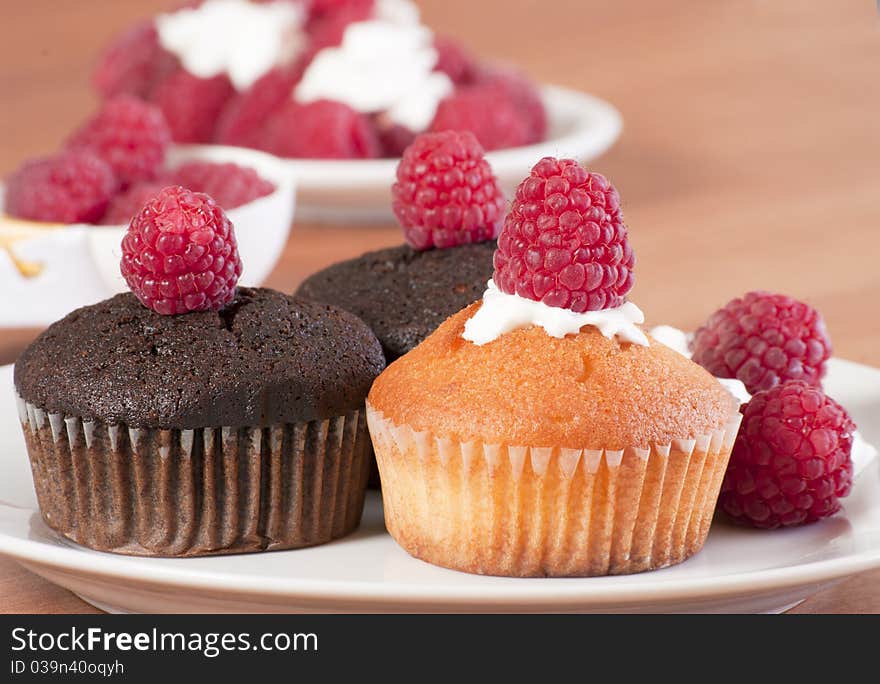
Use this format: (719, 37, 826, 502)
(366, 158, 742, 577)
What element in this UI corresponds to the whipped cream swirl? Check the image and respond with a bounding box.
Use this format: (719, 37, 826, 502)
(463, 280, 650, 347)
(294, 0, 445, 127)
(156, 0, 306, 91)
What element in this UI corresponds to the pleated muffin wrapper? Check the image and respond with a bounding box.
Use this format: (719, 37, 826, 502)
(367, 402, 743, 577)
(17, 394, 371, 557)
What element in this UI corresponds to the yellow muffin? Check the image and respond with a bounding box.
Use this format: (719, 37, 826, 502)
(367, 303, 741, 577)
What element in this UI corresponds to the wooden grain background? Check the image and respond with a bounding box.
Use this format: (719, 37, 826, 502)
(0, 0, 878, 613)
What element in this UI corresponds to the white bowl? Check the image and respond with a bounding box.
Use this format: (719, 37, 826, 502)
(282, 84, 622, 222)
(0, 146, 296, 328)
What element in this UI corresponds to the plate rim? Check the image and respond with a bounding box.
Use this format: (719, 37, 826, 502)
(176, 84, 624, 190)
(1, 358, 878, 608)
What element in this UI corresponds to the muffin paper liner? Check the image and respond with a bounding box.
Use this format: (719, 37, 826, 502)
(367, 402, 742, 577)
(17, 395, 370, 557)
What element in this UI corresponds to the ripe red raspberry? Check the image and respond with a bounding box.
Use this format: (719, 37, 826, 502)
(719, 381, 855, 528)
(153, 70, 235, 143)
(430, 86, 531, 151)
(92, 21, 179, 100)
(262, 100, 379, 159)
(692, 292, 832, 395)
(214, 66, 301, 148)
(121, 186, 242, 315)
(475, 67, 547, 144)
(168, 161, 275, 209)
(307, 0, 373, 27)
(391, 131, 505, 250)
(4, 150, 116, 224)
(432, 35, 477, 85)
(377, 122, 416, 158)
(66, 95, 171, 188)
(101, 181, 169, 225)
(493, 157, 634, 312)
(303, 0, 374, 63)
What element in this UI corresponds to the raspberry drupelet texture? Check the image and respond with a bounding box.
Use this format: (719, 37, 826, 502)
(692, 291, 832, 395)
(391, 130, 506, 250)
(92, 21, 177, 100)
(121, 186, 243, 315)
(5, 150, 117, 224)
(153, 70, 235, 143)
(101, 181, 169, 225)
(493, 157, 634, 312)
(262, 99, 379, 159)
(66, 95, 171, 188)
(430, 86, 530, 151)
(214, 66, 302, 148)
(475, 67, 547, 144)
(719, 381, 855, 528)
(432, 35, 477, 85)
(168, 161, 275, 209)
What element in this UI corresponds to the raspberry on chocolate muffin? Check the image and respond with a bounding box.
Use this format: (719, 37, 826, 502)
(14, 187, 385, 557)
(298, 240, 496, 362)
(296, 130, 504, 362)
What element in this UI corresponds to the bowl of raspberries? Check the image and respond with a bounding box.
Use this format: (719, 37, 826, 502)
(90, 0, 621, 220)
(0, 96, 296, 327)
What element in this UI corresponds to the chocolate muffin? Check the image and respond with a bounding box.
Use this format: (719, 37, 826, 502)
(15, 287, 385, 557)
(296, 241, 495, 362)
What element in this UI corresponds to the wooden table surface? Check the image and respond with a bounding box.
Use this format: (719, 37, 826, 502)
(1, 0, 879, 613)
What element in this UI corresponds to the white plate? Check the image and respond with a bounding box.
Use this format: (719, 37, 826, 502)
(280, 84, 622, 222)
(0, 146, 296, 328)
(0, 359, 877, 614)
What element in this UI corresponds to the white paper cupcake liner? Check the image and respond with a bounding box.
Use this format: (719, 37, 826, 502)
(367, 402, 742, 577)
(17, 394, 370, 556)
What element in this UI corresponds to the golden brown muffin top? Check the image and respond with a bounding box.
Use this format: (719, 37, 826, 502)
(368, 303, 738, 450)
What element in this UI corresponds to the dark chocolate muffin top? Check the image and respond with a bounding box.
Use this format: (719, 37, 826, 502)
(295, 242, 495, 361)
(14, 288, 385, 429)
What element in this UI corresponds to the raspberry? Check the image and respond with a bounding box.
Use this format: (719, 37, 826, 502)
(168, 161, 275, 209)
(377, 121, 416, 158)
(475, 67, 547, 144)
(101, 181, 169, 225)
(430, 86, 531, 151)
(304, 0, 374, 62)
(391, 131, 505, 250)
(153, 69, 235, 143)
(66, 95, 171, 188)
(262, 99, 379, 159)
(307, 0, 373, 26)
(121, 186, 242, 315)
(432, 35, 477, 85)
(692, 292, 832, 395)
(4, 150, 116, 224)
(719, 381, 855, 528)
(92, 21, 178, 100)
(493, 157, 634, 312)
(214, 66, 301, 148)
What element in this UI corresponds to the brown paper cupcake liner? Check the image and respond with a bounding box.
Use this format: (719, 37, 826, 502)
(367, 402, 742, 577)
(17, 395, 370, 557)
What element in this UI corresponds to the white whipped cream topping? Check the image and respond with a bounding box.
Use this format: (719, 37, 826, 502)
(385, 71, 453, 131)
(374, 0, 421, 25)
(463, 280, 650, 347)
(294, 13, 439, 116)
(156, 0, 305, 91)
(647, 324, 690, 357)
